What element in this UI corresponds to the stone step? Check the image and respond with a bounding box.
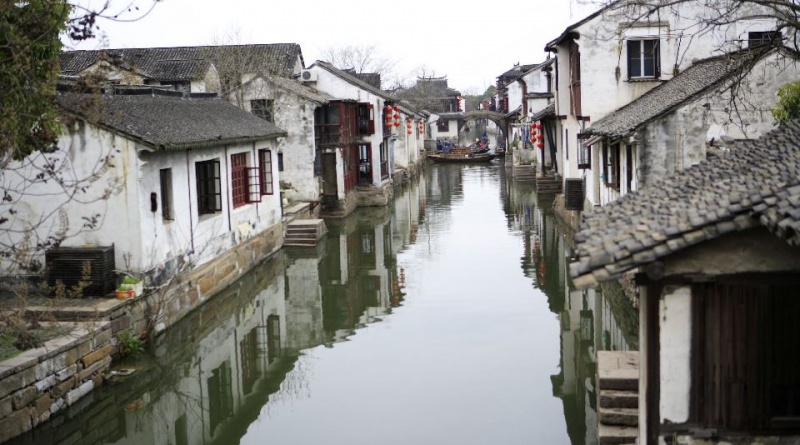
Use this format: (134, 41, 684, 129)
(597, 351, 639, 391)
(286, 218, 325, 227)
(599, 389, 639, 409)
(598, 368, 638, 391)
(286, 227, 320, 235)
(598, 424, 638, 445)
(599, 407, 638, 427)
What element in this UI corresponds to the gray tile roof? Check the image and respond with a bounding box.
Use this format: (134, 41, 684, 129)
(585, 50, 764, 138)
(531, 103, 555, 121)
(570, 120, 800, 289)
(312, 61, 394, 101)
(60, 44, 303, 81)
(57, 91, 286, 150)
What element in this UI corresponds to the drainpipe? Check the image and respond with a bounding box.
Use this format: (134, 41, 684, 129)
(224, 145, 232, 233)
(185, 150, 195, 253)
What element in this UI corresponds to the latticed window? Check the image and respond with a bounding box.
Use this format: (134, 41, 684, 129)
(251, 99, 274, 122)
(231, 153, 261, 207)
(231, 153, 248, 208)
(259, 149, 274, 195)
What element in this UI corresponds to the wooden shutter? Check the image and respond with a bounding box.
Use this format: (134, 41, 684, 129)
(367, 103, 375, 135)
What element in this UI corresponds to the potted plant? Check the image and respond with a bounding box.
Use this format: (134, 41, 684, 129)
(119, 276, 143, 297)
(115, 285, 134, 300)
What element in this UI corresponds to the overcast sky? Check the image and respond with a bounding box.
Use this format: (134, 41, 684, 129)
(67, 0, 598, 93)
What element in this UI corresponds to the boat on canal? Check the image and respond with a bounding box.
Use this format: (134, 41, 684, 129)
(428, 151, 497, 163)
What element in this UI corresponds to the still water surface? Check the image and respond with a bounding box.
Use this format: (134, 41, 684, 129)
(10, 163, 637, 445)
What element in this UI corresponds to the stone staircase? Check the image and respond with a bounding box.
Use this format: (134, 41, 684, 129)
(284, 219, 327, 247)
(536, 174, 562, 195)
(597, 351, 639, 445)
(513, 164, 537, 182)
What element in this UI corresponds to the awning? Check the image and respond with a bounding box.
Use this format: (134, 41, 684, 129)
(580, 134, 603, 148)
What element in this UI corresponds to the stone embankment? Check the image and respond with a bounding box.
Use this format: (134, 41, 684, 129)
(0, 322, 113, 443)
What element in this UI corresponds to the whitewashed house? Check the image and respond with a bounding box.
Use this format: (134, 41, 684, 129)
(3, 89, 285, 298)
(579, 47, 800, 206)
(232, 74, 331, 203)
(60, 45, 327, 207)
(544, 2, 777, 213)
(300, 61, 397, 217)
(497, 60, 556, 167)
(570, 121, 800, 445)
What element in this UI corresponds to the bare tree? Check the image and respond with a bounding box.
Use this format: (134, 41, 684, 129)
(581, 0, 799, 59)
(319, 44, 397, 88)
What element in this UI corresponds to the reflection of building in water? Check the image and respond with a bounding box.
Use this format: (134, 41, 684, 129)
(504, 171, 638, 445)
(12, 175, 430, 445)
(284, 250, 326, 353)
(319, 210, 392, 344)
(9, 257, 296, 445)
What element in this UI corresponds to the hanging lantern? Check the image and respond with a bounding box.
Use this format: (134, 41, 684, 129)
(394, 105, 400, 111)
(536, 133, 544, 141)
(537, 141, 545, 149)
(394, 121, 400, 127)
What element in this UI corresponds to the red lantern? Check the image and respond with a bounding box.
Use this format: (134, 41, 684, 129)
(536, 133, 544, 141)
(394, 105, 400, 111)
(537, 141, 545, 149)
(394, 121, 400, 127)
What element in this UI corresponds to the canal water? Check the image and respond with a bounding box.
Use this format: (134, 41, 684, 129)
(9, 163, 637, 445)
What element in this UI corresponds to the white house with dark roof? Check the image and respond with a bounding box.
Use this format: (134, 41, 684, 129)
(570, 121, 800, 445)
(230, 74, 331, 203)
(578, 47, 800, 206)
(3, 89, 285, 305)
(300, 61, 424, 217)
(60, 44, 331, 209)
(544, 1, 778, 214)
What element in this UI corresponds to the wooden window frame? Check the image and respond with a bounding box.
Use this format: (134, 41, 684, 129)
(578, 141, 591, 169)
(358, 143, 372, 185)
(602, 143, 621, 190)
(569, 41, 582, 116)
(627, 39, 660, 80)
(231, 153, 261, 207)
(258, 149, 274, 195)
(357, 103, 375, 136)
(196, 159, 222, 215)
(748, 31, 780, 48)
(250, 99, 274, 122)
(230, 153, 249, 208)
(380, 142, 389, 179)
(159, 168, 174, 221)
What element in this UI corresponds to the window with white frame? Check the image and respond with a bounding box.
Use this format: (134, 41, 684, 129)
(627, 39, 660, 79)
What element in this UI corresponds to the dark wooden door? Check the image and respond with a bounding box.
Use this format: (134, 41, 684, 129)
(322, 153, 337, 197)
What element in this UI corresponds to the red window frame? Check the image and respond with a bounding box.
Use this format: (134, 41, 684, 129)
(231, 153, 262, 207)
(358, 103, 375, 136)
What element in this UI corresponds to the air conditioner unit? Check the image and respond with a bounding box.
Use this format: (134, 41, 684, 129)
(300, 70, 318, 82)
(564, 178, 585, 211)
(46, 245, 116, 297)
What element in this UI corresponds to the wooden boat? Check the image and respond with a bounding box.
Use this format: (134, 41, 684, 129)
(428, 152, 497, 163)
